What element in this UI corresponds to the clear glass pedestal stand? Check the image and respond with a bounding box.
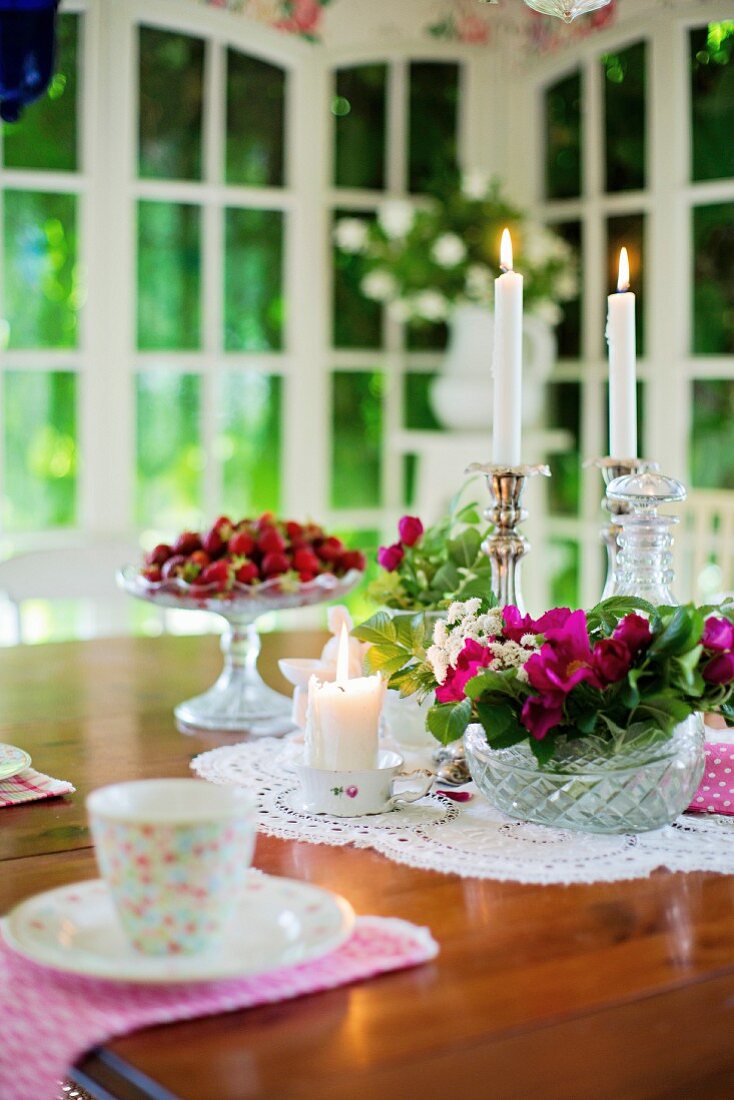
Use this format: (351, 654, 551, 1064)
(587, 457, 657, 600)
(605, 471, 687, 604)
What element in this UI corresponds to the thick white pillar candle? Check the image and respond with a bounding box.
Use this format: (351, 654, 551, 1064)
(492, 228, 523, 466)
(607, 247, 637, 459)
(305, 626, 384, 770)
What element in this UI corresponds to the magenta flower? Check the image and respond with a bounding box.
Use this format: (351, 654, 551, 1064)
(520, 693, 565, 741)
(524, 610, 602, 696)
(703, 652, 734, 685)
(592, 637, 632, 687)
(503, 605, 573, 643)
(613, 613, 652, 655)
(397, 515, 424, 547)
(435, 639, 494, 704)
(703, 616, 734, 654)
(377, 543, 404, 572)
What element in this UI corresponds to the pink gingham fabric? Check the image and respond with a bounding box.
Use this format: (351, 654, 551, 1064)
(688, 742, 734, 815)
(0, 767, 75, 807)
(0, 916, 438, 1100)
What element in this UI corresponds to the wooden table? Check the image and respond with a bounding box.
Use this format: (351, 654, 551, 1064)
(3, 634, 734, 1099)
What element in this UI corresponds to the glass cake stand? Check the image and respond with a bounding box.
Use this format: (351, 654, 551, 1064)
(118, 566, 363, 737)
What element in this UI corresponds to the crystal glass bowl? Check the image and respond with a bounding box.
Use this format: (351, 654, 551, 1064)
(464, 716, 705, 834)
(118, 566, 362, 736)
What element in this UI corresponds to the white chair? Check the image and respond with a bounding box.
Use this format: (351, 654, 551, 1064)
(0, 539, 154, 644)
(678, 490, 734, 603)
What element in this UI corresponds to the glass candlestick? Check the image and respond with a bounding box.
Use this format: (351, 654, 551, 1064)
(587, 457, 658, 600)
(605, 471, 687, 606)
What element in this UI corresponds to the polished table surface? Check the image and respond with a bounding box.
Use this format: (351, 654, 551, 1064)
(3, 633, 734, 1099)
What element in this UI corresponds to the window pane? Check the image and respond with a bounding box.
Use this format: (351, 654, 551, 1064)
(4, 191, 79, 349)
(226, 50, 285, 187)
(603, 41, 646, 193)
(331, 371, 383, 508)
(546, 382, 580, 516)
(550, 220, 582, 359)
(404, 372, 441, 431)
(406, 320, 448, 352)
(691, 24, 734, 183)
(136, 372, 202, 529)
(691, 380, 734, 488)
(606, 214, 645, 356)
(3, 13, 79, 171)
(218, 372, 282, 517)
(408, 62, 459, 194)
(549, 538, 580, 608)
(224, 209, 284, 351)
(545, 71, 582, 200)
(137, 201, 201, 350)
(138, 27, 204, 180)
(3, 370, 77, 530)
(332, 209, 381, 348)
(693, 202, 734, 355)
(333, 65, 387, 189)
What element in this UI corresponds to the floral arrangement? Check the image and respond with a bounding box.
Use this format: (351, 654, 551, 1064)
(333, 173, 577, 327)
(368, 497, 492, 612)
(356, 596, 734, 764)
(203, 0, 330, 41)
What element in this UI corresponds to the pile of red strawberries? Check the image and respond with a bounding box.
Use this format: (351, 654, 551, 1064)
(139, 514, 366, 595)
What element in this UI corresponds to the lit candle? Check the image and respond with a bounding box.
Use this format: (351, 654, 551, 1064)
(607, 247, 637, 459)
(305, 625, 384, 771)
(492, 228, 523, 466)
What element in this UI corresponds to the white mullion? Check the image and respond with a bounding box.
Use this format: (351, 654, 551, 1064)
(202, 37, 224, 515)
(135, 178, 294, 209)
(0, 170, 87, 194)
(386, 61, 407, 194)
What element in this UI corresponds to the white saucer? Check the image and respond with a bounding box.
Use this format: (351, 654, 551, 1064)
(0, 743, 31, 780)
(2, 873, 354, 983)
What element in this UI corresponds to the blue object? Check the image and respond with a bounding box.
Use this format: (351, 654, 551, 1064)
(0, 0, 59, 123)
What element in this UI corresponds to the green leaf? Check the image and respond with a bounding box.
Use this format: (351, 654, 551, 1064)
(447, 528, 482, 568)
(454, 503, 482, 524)
(426, 697, 472, 744)
(635, 693, 691, 731)
(454, 573, 492, 601)
(648, 607, 700, 658)
(721, 700, 734, 726)
(430, 561, 462, 596)
(475, 701, 512, 737)
(352, 611, 398, 646)
(363, 644, 409, 677)
(529, 737, 555, 766)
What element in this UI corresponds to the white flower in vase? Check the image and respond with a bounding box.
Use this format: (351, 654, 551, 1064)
(361, 270, 398, 302)
(334, 218, 369, 253)
(431, 233, 467, 268)
(461, 168, 491, 200)
(387, 298, 412, 323)
(378, 200, 415, 239)
(414, 290, 449, 322)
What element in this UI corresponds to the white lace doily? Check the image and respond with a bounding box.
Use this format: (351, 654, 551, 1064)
(191, 738, 734, 885)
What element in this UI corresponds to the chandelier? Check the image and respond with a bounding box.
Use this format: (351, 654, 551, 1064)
(522, 0, 614, 20)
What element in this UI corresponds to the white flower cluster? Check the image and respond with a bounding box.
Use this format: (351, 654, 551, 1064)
(426, 599, 538, 686)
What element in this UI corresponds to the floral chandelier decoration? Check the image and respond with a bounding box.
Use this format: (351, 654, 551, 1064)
(519, 0, 614, 22)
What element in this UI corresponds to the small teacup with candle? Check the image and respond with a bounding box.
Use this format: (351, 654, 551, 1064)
(295, 749, 433, 817)
(87, 778, 255, 956)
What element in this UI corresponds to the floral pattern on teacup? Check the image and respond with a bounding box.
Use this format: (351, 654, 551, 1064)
(330, 785, 359, 798)
(90, 818, 254, 956)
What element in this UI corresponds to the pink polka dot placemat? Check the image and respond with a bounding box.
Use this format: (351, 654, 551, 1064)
(0, 916, 438, 1100)
(688, 742, 734, 815)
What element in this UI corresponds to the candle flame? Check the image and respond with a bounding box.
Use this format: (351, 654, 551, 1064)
(500, 228, 513, 273)
(617, 247, 630, 293)
(336, 623, 350, 685)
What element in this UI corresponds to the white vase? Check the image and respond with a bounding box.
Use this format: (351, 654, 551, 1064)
(428, 303, 556, 432)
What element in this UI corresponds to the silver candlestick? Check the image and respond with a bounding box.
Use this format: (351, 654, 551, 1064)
(433, 462, 550, 787)
(586, 457, 657, 600)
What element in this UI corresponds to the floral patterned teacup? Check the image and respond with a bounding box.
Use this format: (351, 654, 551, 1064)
(87, 779, 255, 956)
(295, 750, 433, 817)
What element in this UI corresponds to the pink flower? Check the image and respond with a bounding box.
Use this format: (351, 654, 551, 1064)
(703, 616, 734, 654)
(520, 693, 565, 741)
(703, 652, 734, 685)
(456, 14, 490, 45)
(592, 637, 632, 687)
(435, 639, 494, 704)
(277, 0, 324, 34)
(524, 610, 602, 696)
(346, 786, 359, 798)
(377, 543, 404, 572)
(503, 605, 573, 643)
(397, 515, 424, 547)
(613, 613, 652, 655)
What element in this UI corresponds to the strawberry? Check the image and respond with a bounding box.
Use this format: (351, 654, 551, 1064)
(298, 571, 316, 583)
(202, 516, 233, 556)
(342, 550, 367, 572)
(258, 527, 286, 555)
(316, 537, 344, 563)
(234, 560, 259, 585)
(141, 564, 162, 583)
(199, 559, 233, 592)
(261, 551, 291, 578)
(292, 547, 320, 574)
(257, 511, 276, 529)
(146, 543, 173, 566)
(172, 531, 201, 556)
(189, 549, 211, 569)
(285, 520, 303, 541)
(229, 530, 256, 557)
